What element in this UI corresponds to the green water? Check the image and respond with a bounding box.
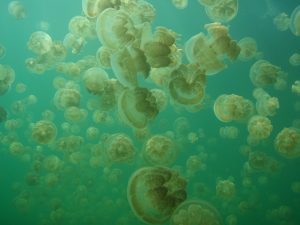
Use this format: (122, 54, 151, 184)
(0, 0, 300, 225)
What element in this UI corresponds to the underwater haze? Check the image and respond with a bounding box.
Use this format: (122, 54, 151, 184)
(1, 0, 300, 225)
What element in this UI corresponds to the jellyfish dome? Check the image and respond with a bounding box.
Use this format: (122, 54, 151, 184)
(275, 127, 300, 159)
(83, 67, 109, 95)
(31, 120, 57, 145)
(127, 166, 187, 224)
(290, 5, 300, 36)
(27, 31, 53, 55)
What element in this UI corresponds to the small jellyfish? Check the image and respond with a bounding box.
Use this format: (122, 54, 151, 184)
(27, 31, 53, 55)
(170, 200, 222, 225)
(253, 88, 279, 116)
(8, 1, 26, 19)
(83, 67, 109, 95)
(237, 37, 258, 61)
(292, 80, 300, 95)
(68, 16, 95, 39)
(64, 106, 87, 123)
(31, 120, 57, 145)
(204, 0, 238, 23)
(273, 12, 290, 31)
(219, 126, 239, 139)
(274, 127, 300, 159)
(289, 5, 300, 36)
(82, 0, 120, 18)
(53, 87, 81, 110)
(247, 115, 273, 142)
(142, 134, 178, 166)
(172, 0, 188, 10)
(289, 53, 300, 66)
(127, 166, 187, 224)
(216, 178, 236, 201)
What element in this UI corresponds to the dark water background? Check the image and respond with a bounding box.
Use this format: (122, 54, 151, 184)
(0, 0, 300, 225)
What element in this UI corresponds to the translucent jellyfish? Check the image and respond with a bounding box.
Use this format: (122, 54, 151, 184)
(27, 31, 53, 55)
(127, 166, 187, 224)
(8, 1, 26, 19)
(237, 37, 258, 61)
(0, 64, 15, 95)
(170, 200, 222, 225)
(292, 80, 300, 95)
(68, 16, 95, 39)
(219, 126, 239, 139)
(53, 87, 81, 110)
(96, 8, 136, 49)
(216, 178, 236, 201)
(204, 0, 238, 23)
(142, 135, 178, 166)
(172, 0, 188, 10)
(247, 115, 272, 142)
(118, 87, 159, 129)
(249, 60, 287, 88)
(9, 141, 25, 156)
(0, 106, 8, 123)
(82, 0, 121, 18)
(198, 0, 222, 7)
(169, 64, 206, 106)
(186, 154, 206, 177)
(275, 127, 300, 159)
(150, 89, 168, 112)
(253, 88, 279, 116)
(15, 83, 27, 93)
(0, 44, 6, 59)
(83, 67, 109, 95)
(86, 127, 99, 140)
(248, 151, 269, 171)
(44, 155, 63, 172)
(63, 33, 85, 54)
(273, 12, 290, 31)
(104, 133, 135, 163)
(96, 46, 113, 69)
(289, 53, 300, 66)
(290, 5, 300, 36)
(213, 94, 254, 122)
(31, 120, 57, 144)
(64, 106, 87, 123)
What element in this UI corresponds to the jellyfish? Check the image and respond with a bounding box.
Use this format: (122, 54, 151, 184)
(53, 87, 81, 110)
(273, 12, 290, 31)
(0, 106, 7, 123)
(82, 0, 121, 18)
(142, 135, 178, 166)
(8, 1, 26, 19)
(27, 31, 53, 55)
(170, 200, 222, 225)
(64, 106, 87, 123)
(248, 151, 269, 171)
(63, 33, 86, 54)
(168, 64, 206, 106)
(104, 133, 135, 163)
(247, 115, 273, 142)
(0, 44, 6, 59)
(0, 64, 15, 95)
(172, 0, 188, 10)
(216, 178, 236, 200)
(274, 127, 300, 159)
(204, 0, 238, 23)
(68, 16, 95, 39)
(237, 37, 258, 61)
(289, 53, 300, 66)
(118, 87, 159, 129)
(150, 89, 168, 112)
(290, 5, 300, 36)
(31, 120, 57, 144)
(292, 80, 300, 95)
(127, 166, 187, 224)
(253, 88, 279, 116)
(213, 94, 254, 122)
(83, 67, 109, 95)
(96, 46, 113, 69)
(219, 126, 239, 139)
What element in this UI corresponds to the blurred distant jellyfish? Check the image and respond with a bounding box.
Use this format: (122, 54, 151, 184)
(292, 80, 300, 95)
(216, 178, 236, 201)
(273, 12, 290, 31)
(290, 5, 300, 36)
(172, 0, 188, 9)
(237, 37, 258, 61)
(253, 88, 279, 116)
(275, 127, 300, 159)
(0, 106, 8, 123)
(31, 120, 57, 145)
(8, 1, 26, 20)
(219, 126, 239, 139)
(289, 53, 300, 66)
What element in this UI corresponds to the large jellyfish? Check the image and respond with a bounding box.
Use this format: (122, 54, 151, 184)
(127, 166, 187, 224)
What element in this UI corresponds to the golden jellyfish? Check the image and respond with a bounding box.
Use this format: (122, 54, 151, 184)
(219, 126, 239, 139)
(63, 33, 85, 54)
(216, 178, 236, 201)
(170, 200, 222, 225)
(96, 46, 113, 69)
(56, 62, 81, 78)
(290, 5, 300, 36)
(292, 80, 300, 95)
(253, 88, 279, 116)
(9, 141, 25, 156)
(247, 115, 272, 142)
(82, 0, 120, 19)
(96, 8, 136, 49)
(118, 87, 159, 129)
(0, 64, 15, 95)
(83, 67, 109, 95)
(237, 37, 258, 61)
(104, 133, 135, 163)
(172, 0, 188, 10)
(8, 1, 26, 19)
(273, 12, 290, 31)
(275, 127, 300, 159)
(142, 134, 177, 166)
(0, 44, 6, 59)
(68, 16, 95, 39)
(127, 166, 187, 224)
(64, 106, 87, 122)
(213, 94, 254, 122)
(86, 127, 99, 140)
(168, 64, 206, 106)
(289, 53, 300, 66)
(31, 120, 57, 144)
(205, 0, 238, 23)
(248, 151, 269, 172)
(27, 31, 53, 55)
(186, 155, 206, 177)
(249, 60, 287, 88)
(44, 155, 63, 172)
(53, 87, 81, 110)
(150, 88, 168, 112)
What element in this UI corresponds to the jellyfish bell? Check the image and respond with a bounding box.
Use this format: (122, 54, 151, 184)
(8, 1, 26, 19)
(204, 0, 238, 23)
(289, 5, 300, 36)
(237, 37, 258, 61)
(83, 67, 109, 95)
(31, 120, 57, 145)
(27, 31, 53, 55)
(170, 199, 223, 225)
(53, 87, 81, 110)
(82, 0, 121, 18)
(275, 127, 300, 159)
(127, 166, 187, 224)
(247, 115, 273, 141)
